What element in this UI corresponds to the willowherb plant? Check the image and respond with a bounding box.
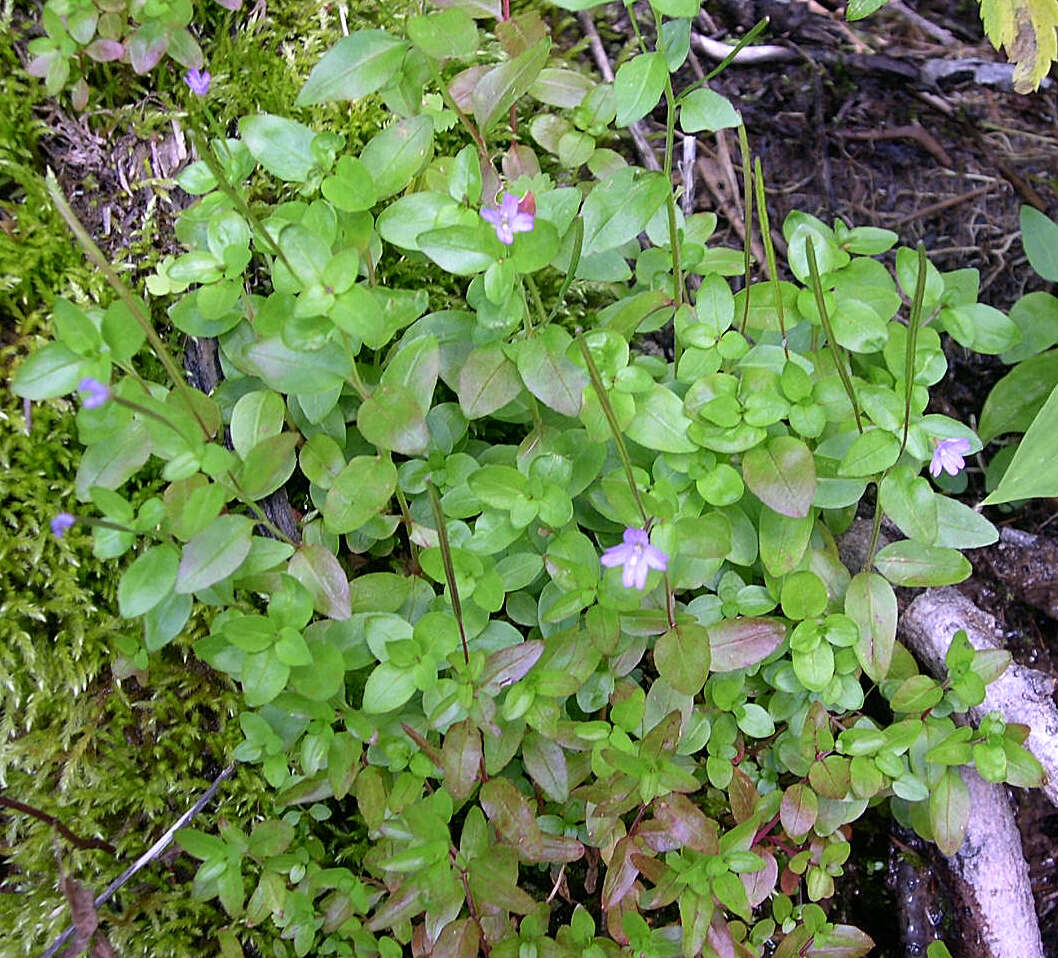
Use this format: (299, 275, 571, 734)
(14, 0, 1046, 955)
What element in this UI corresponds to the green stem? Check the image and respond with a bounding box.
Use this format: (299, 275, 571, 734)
(185, 130, 298, 280)
(425, 56, 489, 167)
(753, 158, 789, 359)
(426, 481, 470, 664)
(575, 333, 649, 527)
(546, 218, 583, 324)
(737, 124, 754, 336)
(863, 482, 885, 573)
(394, 487, 420, 566)
(622, 0, 649, 54)
(900, 244, 928, 456)
(524, 275, 547, 329)
(45, 172, 213, 441)
(804, 240, 863, 433)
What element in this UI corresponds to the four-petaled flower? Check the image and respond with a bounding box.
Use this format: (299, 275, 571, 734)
(930, 437, 972, 478)
(600, 527, 669, 590)
(78, 377, 111, 409)
(480, 192, 535, 246)
(51, 513, 75, 539)
(185, 68, 212, 96)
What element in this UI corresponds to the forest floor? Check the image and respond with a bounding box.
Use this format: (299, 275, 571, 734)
(18, 0, 1058, 955)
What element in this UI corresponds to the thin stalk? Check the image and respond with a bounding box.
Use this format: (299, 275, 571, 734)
(753, 157, 789, 359)
(424, 56, 489, 166)
(546, 218, 583, 323)
(394, 487, 419, 566)
(524, 275, 547, 329)
(45, 172, 212, 440)
(426, 480, 470, 665)
(622, 0, 649, 54)
(804, 239, 863, 433)
(575, 333, 649, 526)
(737, 124, 754, 335)
(900, 244, 928, 455)
(652, 6, 684, 310)
(863, 482, 885, 573)
(185, 130, 297, 279)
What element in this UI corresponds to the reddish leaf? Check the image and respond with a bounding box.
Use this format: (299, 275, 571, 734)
(808, 924, 875, 957)
(652, 794, 719, 854)
(441, 720, 482, 802)
(433, 918, 480, 958)
(288, 544, 351, 620)
(741, 848, 778, 907)
(601, 836, 641, 911)
(708, 617, 787, 672)
(780, 783, 819, 838)
(478, 640, 544, 694)
(728, 767, 759, 822)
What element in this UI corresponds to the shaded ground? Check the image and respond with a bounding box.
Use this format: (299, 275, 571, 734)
(13, 0, 1058, 955)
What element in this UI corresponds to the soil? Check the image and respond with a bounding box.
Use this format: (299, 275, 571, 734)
(15, 0, 1058, 955)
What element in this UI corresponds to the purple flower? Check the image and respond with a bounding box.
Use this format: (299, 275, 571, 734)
(77, 377, 111, 410)
(600, 527, 669, 590)
(929, 437, 972, 478)
(480, 192, 535, 246)
(184, 68, 212, 96)
(51, 513, 76, 539)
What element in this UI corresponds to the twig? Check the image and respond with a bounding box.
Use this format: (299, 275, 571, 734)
(0, 796, 116, 855)
(832, 123, 953, 168)
(577, 11, 661, 172)
(888, 0, 958, 45)
(41, 763, 236, 958)
(679, 135, 697, 215)
(890, 185, 991, 227)
(693, 34, 796, 65)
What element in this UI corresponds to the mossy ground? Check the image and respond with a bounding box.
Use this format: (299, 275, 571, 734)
(0, 2, 411, 954)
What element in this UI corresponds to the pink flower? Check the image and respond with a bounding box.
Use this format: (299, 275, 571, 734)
(185, 68, 212, 96)
(480, 192, 535, 246)
(600, 527, 669, 590)
(929, 437, 972, 478)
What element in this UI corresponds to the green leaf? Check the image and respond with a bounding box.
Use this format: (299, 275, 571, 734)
(978, 348, 1058, 441)
(52, 298, 101, 355)
(845, 572, 896, 682)
(837, 429, 901, 477)
(357, 385, 429, 456)
(580, 169, 670, 256)
(143, 591, 192, 652)
(472, 38, 551, 134)
(457, 342, 523, 418)
(441, 720, 483, 802)
(289, 638, 347, 700)
(929, 767, 969, 857)
(235, 433, 299, 500)
(933, 496, 998, 548)
(296, 30, 408, 105)
(417, 225, 496, 275)
(75, 422, 151, 501)
(324, 456, 397, 534)
(846, 0, 889, 20)
(176, 828, 227, 861)
(741, 436, 816, 518)
(614, 52, 667, 127)
(12, 342, 91, 400)
(408, 9, 478, 59)
(118, 544, 180, 618)
(230, 390, 285, 460)
(176, 515, 254, 594)
(359, 115, 434, 199)
(240, 114, 317, 182)
(376, 192, 460, 250)
(242, 650, 290, 707)
(708, 617, 786, 672)
(873, 541, 971, 587)
(288, 545, 351, 620)
(879, 467, 937, 543)
(654, 623, 710, 695)
(983, 383, 1058, 504)
(758, 509, 812, 577)
(515, 328, 587, 417)
(625, 383, 697, 453)
(1020, 205, 1058, 281)
(362, 662, 418, 713)
(680, 88, 740, 133)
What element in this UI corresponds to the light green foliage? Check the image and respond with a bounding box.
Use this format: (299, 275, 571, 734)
(9, 0, 1050, 955)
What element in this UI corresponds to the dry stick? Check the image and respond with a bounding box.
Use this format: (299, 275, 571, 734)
(577, 11, 661, 172)
(41, 763, 236, 958)
(0, 796, 116, 855)
(832, 124, 953, 169)
(891, 185, 991, 227)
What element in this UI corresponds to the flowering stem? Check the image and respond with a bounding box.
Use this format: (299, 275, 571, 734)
(546, 218, 583, 324)
(804, 239, 863, 433)
(653, 7, 685, 313)
(737, 124, 754, 336)
(900, 243, 928, 456)
(574, 333, 649, 527)
(425, 480, 470, 665)
(753, 158, 789, 360)
(45, 173, 212, 441)
(863, 479, 886, 573)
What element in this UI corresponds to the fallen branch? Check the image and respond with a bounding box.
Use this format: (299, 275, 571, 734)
(0, 795, 116, 855)
(900, 587, 1058, 810)
(41, 763, 236, 958)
